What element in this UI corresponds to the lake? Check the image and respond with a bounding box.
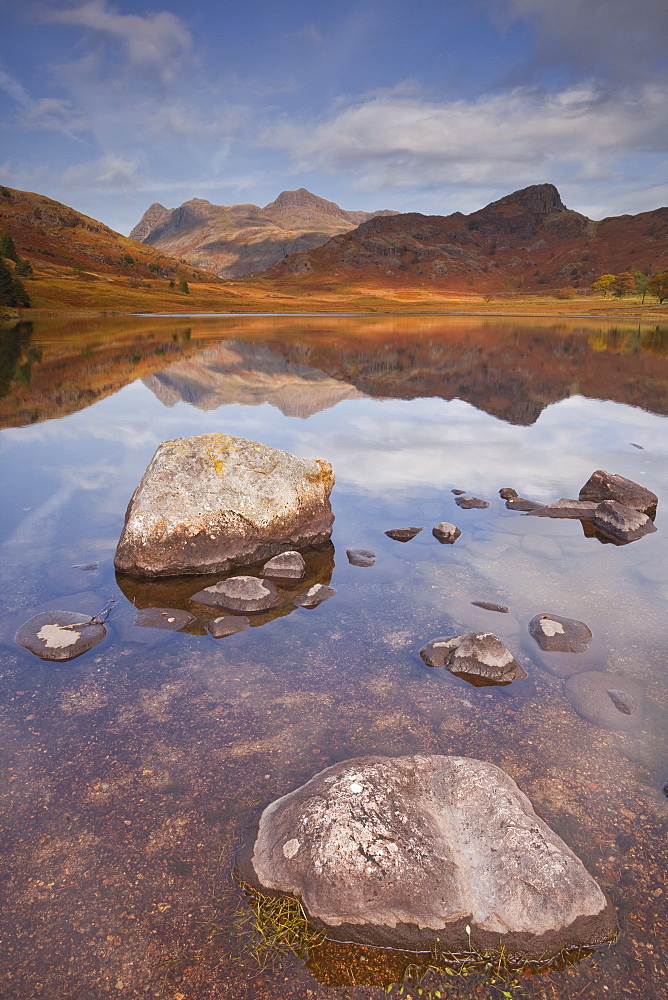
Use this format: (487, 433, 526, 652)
(1, 315, 667, 1000)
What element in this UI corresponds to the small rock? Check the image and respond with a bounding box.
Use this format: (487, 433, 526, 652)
(451, 489, 466, 495)
(190, 576, 280, 611)
(455, 496, 490, 510)
(630, 443, 644, 450)
(432, 522, 461, 544)
(15, 611, 106, 662)
(526, 499, 598, 519)
(593, 500, 657, 543)
(293, 584, 336, 609)
(499, 487, 518, 499)
(134, 607, 195, 630)
(262, 551, 306, 579)
(528, 613, 592, 653)
(347, 548, 376, 567)
(385, 527, 423, 542)
(565, 672, 645, 731)
(471, 601, 509, 613)
(579, 469, 658, 514)
(505, 497, 544, 512)
(420, 632, 527, 685)
(207, 615, 250, 638)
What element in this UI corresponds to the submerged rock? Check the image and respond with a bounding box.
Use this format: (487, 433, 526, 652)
(293, 583, 336, 609)
(565, 671, 645, 731)
(455, 496, 490, 509)
(579, 469, 658, 515)
(237, 754, 617, 957)
(262, 550, 306, 579)
(134, 607, 195, 630)
(593, 500, 657, 543)
(207, 615, 250, 637)
(190, 576, 280, 611)
(347, 548, 376, 567)
(15, 610, 106, 661)
(528, 614, 592, 653)
(420, 632, 527, 685)
(114, 433, 335, 578)
(432, 522, 461, 544)
(385, 527, 424, 542)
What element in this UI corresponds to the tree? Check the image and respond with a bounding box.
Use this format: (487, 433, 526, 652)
(592, 274, 615, 296)
(647, 272, 668, 304)
(611, 272, 636, 297)
(0, 231, 19, 262)
(179, 279, 190, 295)
(0, 258, 30, 307)
(15, 258, 33, 277)
(630, 267, 652, 304)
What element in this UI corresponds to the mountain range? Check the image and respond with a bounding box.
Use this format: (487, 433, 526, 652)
(130, 188, 397, 278)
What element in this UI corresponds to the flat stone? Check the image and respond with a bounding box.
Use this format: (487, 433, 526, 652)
(579, 469, 657, 514)
(593, 500, 657, 543)
(528, 614, 592, 653)
(262, 551, 305, 579)
(238, 754, 617, 957)
(420, 632, 527, 685)
(114, 433, 335, 578)
(499, 487, 518, 499)
(451, 489, 466, 495)
(455, 496, 490, 509)
(293, 583, 336, 609)
(432, 522, 461, 544)
(347, 548, 376, 567)
(207, 615, 250, 638)
(134, 607, 195, 630)
(505, 497, 545, 512)
(471, 601, 509, 613)
(526, 499, 598, 519)
(565, 672, 645, 731)
(385, 527, 424, 542)
(15, 610, 106, 662)
(190, 576, 280, 611)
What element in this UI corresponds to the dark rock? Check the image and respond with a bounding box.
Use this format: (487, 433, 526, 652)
(293, 584, 336, 609)
(190, 576, 280, 611)
(237, 754, 617, 957)
(385, 527, 424, 542)
(505, 497, 545, 511)
(499, 487, 518, 499)
(114, 433, 335, 578)
(526, 499, 598, 519)
(528, 614, 592, 653)
(455, 496, 490, 510)
(347, 548, 376, 567)
(262, 550, 306, 579)
(207, 615, 250, 637)
(15, 610, 106, 661)
(432, 522, 461, 544)
(578, 469, 657, 515)
(134, 607, 195, 630)
(451, 489, 466, 495)
(420, 632, 527, 685)
(662, 778, 668, 799)
(565, 671, 645, 731)
(593, 500, 657, 542)
(471, 601, 509, 613)
(630, 443, 644, 450)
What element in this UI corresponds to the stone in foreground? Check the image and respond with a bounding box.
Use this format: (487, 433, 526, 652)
(15, 610, 106, 661)
(578, 470, 658, 515)
(207, 615, 250, 638)
(420, 632, 527, 685)
(471, 600, 509, 613)
(455, 496, 490, 509)
(593, 500, 657, 542)
(565, 671, 645, 731)
(432, 522, 461, 543)
(114, 434, 335, 578)
(190, 576, 280, 611)
(237, 755, 617, 957)
(262, 551, 305, 579)
(385, 527, 423, 542)
(347, 548, 376, 567)
(134, 607, 195, 630)
(528, 613, 592, 653)
(293, 583, 336, 609)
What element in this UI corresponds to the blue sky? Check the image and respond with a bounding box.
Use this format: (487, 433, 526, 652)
(1, 0, 667, 234)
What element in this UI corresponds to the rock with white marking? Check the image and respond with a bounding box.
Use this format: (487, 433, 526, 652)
(134, 607, 195, 630)
(15, 610, 106, 661)
(190, 576, 280, 611)
(347, 548, 376, 567)
(528, 614, 592, 653)
(565, 671, 645, 731)
(455, 496, 490, 509)
(432, 522, 461, 544)
(420, 632, 527, 685)
(262, 551, 306, 579)
(236, 754, 617, 957)
(593, 500, 657, 543)
(505, 497, 544, 512)
(293, 583, 336, 609)
(579, 469, 658, 515)
(207, 615, 250, 637)
(114, 433, 335, 578)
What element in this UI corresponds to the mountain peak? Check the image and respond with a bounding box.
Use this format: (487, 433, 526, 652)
(485, 183, 565, 215)
(129, 202, 169, 242)
(265, 188, 343, 215)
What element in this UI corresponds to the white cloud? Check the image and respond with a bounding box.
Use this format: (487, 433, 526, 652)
(61, 153, 141, 189)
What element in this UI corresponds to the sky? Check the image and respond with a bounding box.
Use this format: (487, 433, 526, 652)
(1, 0, 667, 235)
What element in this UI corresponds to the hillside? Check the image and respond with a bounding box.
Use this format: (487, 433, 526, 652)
(267, 184, 668, 295)
(130, 188, 397, 277)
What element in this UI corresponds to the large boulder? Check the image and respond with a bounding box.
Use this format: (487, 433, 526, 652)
(420, 632, 527, 685)
(593, 500, 657, 543)
(237, 755, 617, 958)
(114, 434, 334, 578)
(578, 470, 658, 515)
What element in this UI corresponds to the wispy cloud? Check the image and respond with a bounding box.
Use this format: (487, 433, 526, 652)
(0, 62, 86, 136)
(61, 153, 141, 189)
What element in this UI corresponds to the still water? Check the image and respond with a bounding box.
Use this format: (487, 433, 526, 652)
(0, 316, 667, 1000)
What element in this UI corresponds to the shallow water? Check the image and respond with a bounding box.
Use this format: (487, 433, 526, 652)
(0, 315, 667, 1000)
